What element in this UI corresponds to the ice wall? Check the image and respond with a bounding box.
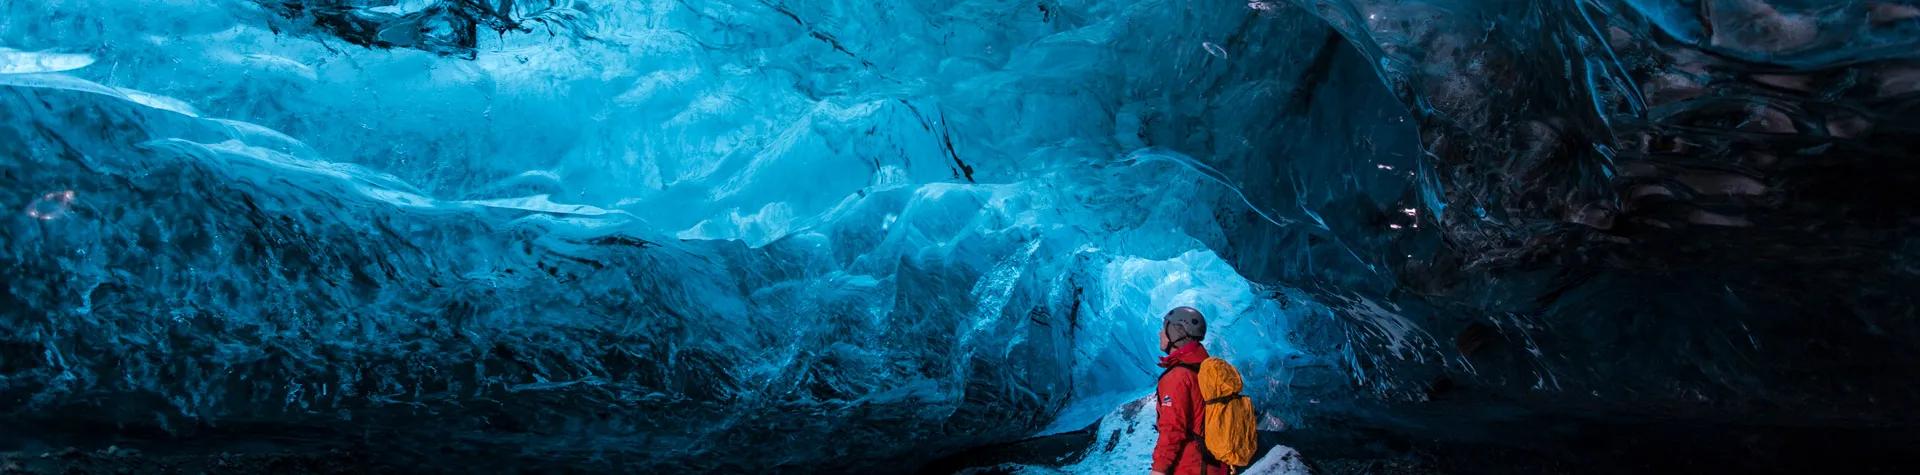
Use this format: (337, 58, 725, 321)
(0, 0, 1386, 471)
(14, 0, 1907, 471)
(1211, 0, 1920, 449)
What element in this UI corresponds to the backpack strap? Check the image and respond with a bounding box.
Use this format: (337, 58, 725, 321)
(1189, 427, 1225, 469)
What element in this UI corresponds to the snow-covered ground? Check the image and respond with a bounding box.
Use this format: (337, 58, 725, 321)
(965, 396, 1309, 475)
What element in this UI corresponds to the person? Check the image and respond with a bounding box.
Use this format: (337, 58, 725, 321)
(1151, 306, 1228, 475)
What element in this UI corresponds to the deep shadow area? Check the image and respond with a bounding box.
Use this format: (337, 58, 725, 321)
(0, 449, 415, 475)
(13, 417, 1915, 475)
(919, 420, 1920, 475)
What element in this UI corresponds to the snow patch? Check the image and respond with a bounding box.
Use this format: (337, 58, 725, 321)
(973, 396, 1309, 475)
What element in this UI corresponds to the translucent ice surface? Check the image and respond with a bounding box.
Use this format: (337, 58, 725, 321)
(7, 0, 1918, 472)
(1, 0, 1350, 471)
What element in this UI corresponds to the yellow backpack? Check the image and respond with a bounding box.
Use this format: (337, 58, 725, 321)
(1197, 357, 1258, 468)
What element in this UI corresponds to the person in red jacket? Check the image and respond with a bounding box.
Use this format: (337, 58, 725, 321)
(1151, 306, 1228, 475)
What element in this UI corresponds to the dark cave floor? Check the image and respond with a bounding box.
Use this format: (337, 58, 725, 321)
(0, 448, 412, 475)
(915, 429, 1564, 475)
(5, 422, 1919, 474)
(919, 422, 1920, 475)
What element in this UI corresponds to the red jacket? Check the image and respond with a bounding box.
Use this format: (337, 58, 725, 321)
(1154, 342, 1228, 475)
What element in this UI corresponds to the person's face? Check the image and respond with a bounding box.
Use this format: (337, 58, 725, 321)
(1158, 325, 1171, 354)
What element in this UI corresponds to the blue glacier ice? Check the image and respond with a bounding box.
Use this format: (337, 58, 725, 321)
(0, 1, 1363, 471)
(5, 0, 1920, 473)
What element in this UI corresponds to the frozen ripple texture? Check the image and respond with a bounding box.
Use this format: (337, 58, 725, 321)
(4, 0, 1919, 472)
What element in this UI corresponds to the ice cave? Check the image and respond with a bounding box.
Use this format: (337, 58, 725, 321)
(2, 0, 1917, 474)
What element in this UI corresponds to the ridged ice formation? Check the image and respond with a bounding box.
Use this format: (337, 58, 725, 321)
(3, 0, 1917, 473)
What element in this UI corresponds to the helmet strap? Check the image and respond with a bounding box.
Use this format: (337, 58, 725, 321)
(1163, 324, 1194, 352)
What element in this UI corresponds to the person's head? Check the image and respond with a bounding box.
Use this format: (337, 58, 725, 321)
(1159, 306, 1207, 353)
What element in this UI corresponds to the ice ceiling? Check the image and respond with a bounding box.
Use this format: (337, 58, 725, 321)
(3, 0, 1917, 473)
